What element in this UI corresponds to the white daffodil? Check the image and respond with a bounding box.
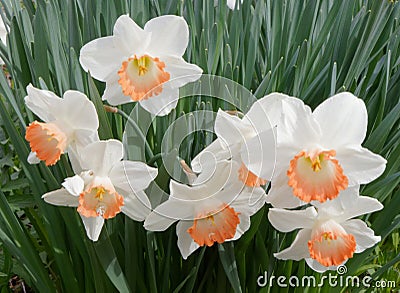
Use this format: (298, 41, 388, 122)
(0, 16, 7, 65)
(144, 160, 266, 259)
(192, 93, 292, 189)
(268, 186, 383, 272)
(42, 140, 158, 241)
(267, 93, 387, 208)
(79, 15, 202, 116)
(24, 84, 99, 167)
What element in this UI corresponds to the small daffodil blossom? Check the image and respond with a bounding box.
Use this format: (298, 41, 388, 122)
(24, 84, 99, 167)
(268, 186, 383, 272)
(267, 93, 387, 208)
(42, 140, 158, 241)
(144, 160, 266, 259)
(192, 93, 291, 189)
(79, 15, 202, 116)
(0, 16, 7, 65)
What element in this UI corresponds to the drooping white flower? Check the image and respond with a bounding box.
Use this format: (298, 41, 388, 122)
(79, 15, 202, 116)
(192, 93, 290, 189)
(268, 186, 383, 272)
(42, 140, 158, 241)
(267, 93, 387, 208)
(24, 84, 99, 167)
(144, 160, 266, 259)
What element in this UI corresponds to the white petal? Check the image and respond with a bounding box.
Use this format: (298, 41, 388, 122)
(144, 199, 194, 231)
(122, 191, 151, 221)
(103, 77, 132, 106)
(313, 92, 367, 148)
(171, 160, 238, 200)
(341, 219, 381, 253)
(0, 17, 6, 45)
(62, 175, 84, 196)
(266, 171, 306, 208)
(268, 207, 317, 232)
(25, 84, 62, 122)
(139, 87, 179, 116)
(215, 109, 254, 152)
(191, 138, 231, 173)
(42, 189, 79, 207)
(231, 213, 251, 241)
(243, 92, 291, 133)
(144, 15, 189, 57)
(305, 258, 338, 273)
(337, 146, 386, 185)
(72, 129, 100, 151)
(113, 15, 150, 56)
(162, 56, 202, 88)
(274, 229, 312, 261)
(60, 91, 99, 131)
(176, 221, 200, 259)
(240, 127, 276, 180)
(79, 36, 126, 82)
(27, 152, 40, 164)
(277, 98, 320, 147)
(80, 215, 104, 242)
(80, 140, 124, 176)
(231, 186, 266, 217)
(109, 161, 158, 193)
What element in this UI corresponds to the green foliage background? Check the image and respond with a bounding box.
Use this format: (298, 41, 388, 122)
(0, 0, 399, 292)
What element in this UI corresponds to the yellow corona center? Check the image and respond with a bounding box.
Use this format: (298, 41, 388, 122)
(187, 204, 240, 247)
(308, 220, 356, 267)
(287, 150, 348, 202)
(77, 185, 124, 219)
(118, 55, 170, 102)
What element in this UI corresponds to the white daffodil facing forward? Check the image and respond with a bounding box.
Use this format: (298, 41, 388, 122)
(268, 186, 383, 272)
(192, 93, 290, 189)
(144, 160, 266, 259)
(79, 15, 202, 116)
(0, 15, 7, 65)
(24, 84, 99, 167)
(42, 140, 158, 241)
(267, 93, 386, 208)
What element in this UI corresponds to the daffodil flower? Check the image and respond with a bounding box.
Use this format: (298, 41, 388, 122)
(24, 84, 99, 167)
(79, 15, 202, 116)
(144, 160, 265, 259)
(268, 186, 383, 272)
(192, 93, 290, 189)
(0, 16, 7, 65)
(267, 93, 386, 208)
(42, 140, 158, 241)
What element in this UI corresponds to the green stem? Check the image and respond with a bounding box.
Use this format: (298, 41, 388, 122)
(116, 108, 154, 159)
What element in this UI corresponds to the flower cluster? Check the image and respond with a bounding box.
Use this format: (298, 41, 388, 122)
(23, 14, 386, 272)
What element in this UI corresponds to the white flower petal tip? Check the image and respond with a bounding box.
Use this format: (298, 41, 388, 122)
(271, 194, 382, 272)
(27, 152, 41, 164)
(274, 92, 385, 206)
(24, 85, 99, 167)
(79, 15, 202, 115)
(80, 215, 104, 242)
(42, 189, 79, 207)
